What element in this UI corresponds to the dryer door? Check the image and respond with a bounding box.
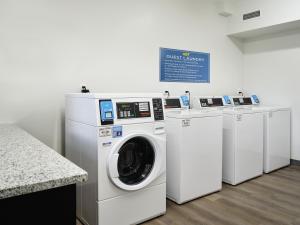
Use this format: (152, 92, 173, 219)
(108, 133, 164, 191)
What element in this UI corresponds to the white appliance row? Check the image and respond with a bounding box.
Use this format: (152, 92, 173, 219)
(193, 95, 291, 183)
(65, 93, 291, 225)
(226, 95, 291, 173)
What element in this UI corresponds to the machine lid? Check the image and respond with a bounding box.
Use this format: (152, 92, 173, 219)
(251, 105, 291, 112)
(166, 109, 222, 119)
(222, 107, 259, 115)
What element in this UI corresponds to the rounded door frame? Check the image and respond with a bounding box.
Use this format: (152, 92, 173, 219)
(107, 132, 163, 191)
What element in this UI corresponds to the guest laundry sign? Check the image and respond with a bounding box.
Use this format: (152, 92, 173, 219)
(160, 48, 210, 83)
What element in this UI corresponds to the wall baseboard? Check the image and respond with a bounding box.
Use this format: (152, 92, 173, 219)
(291, 159, 300, 166)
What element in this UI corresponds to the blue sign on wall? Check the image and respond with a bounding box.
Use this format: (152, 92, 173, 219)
(160, 48, 210, 83)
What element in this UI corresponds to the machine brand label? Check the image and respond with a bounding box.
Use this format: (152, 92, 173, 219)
(112, 126, 123, 138)
(102, 141, 112, 147)
(237, 114, 242, 121)
(99, 127, 112, 137)
(182, 119, 191, 127)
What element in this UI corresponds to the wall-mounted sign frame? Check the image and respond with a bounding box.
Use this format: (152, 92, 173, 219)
(160, 48, 210, 83)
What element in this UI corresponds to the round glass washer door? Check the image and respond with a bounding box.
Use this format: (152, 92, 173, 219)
(108, 134, 161, 191)
(117, 137, 155, 185)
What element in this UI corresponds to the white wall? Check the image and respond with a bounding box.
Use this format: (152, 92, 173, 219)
(229, 0, 300, 34)
(0, 0, 243, 154)
(243, 30, 300, 160)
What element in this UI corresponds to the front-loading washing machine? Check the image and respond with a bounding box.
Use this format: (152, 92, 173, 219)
(65, 93, 166, 225)
(231, 95, 291, 173)
(164, 96, 223, 204)
(193, 96, 264, 185)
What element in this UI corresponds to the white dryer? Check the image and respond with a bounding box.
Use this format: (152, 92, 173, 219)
(65, 93, 166, 225)
(193, 96, 264, 185)
(243, 95, 291, 173)
(164, 97, 223, 204)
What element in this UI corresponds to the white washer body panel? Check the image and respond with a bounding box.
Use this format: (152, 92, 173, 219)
(192, 96, 264, 185)
(235, 102, 291, 173)
(222, 110, 264, 185)
(165, 109, 223, 204)
(98, 183, 165, 225)
(251, 106, 291, 173)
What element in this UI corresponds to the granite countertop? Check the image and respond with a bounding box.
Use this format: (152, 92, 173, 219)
(0, 124, 87, 199)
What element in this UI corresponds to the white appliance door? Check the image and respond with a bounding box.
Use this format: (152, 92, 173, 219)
(107, 133, 164, 191)
(265, 110, 291, 172)
(235, 113, 263, 184)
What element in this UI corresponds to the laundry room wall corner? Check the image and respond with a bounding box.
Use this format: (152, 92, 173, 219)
(242, 31, 300, 160)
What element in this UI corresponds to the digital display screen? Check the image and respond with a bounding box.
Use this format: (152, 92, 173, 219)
(99, 100, 114, 125)
(105, 112, 112, 118)
(252, 95, 260, 104)
(180, 95, 189, 107)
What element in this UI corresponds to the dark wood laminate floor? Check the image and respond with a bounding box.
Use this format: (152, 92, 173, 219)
(77, 165, 300, 225)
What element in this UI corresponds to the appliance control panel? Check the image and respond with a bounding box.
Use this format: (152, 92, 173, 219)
(232, 97, 253, 106)
(152, 98, 164, 121)
(164, 98, 182, 109)
(116, 102, 151, 119)
(200, 98, 224, 107)
(99, 100, 114, 125)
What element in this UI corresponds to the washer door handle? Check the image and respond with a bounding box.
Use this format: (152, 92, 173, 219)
(109, 153, 119, 178)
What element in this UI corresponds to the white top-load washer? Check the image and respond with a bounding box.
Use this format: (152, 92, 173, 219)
(230, 95, 291, 173)
(65, 93, 166, 225)
(164, 96, 223, 204)
(193, 96, 264, 185)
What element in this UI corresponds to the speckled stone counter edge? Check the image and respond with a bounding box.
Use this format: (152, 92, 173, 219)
(0, 124, 88, 199)
(0, 174, 87, 199)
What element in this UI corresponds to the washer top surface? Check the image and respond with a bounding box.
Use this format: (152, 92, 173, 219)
(166, 109, 222, 119)
(232, 105, 290, 113)
(222, 107, 260, 115)
(66, 92, 163, 99)
(250, 105, 291, 112)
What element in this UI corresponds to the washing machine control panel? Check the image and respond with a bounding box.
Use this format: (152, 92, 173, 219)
(232, 97, 253, 106)
(152, 98, 164, 121)
(116, 102, 151, 119)
(99, 100, 114, 125)
(164, 98, 181, 109)
(200, 98, 224, 107)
